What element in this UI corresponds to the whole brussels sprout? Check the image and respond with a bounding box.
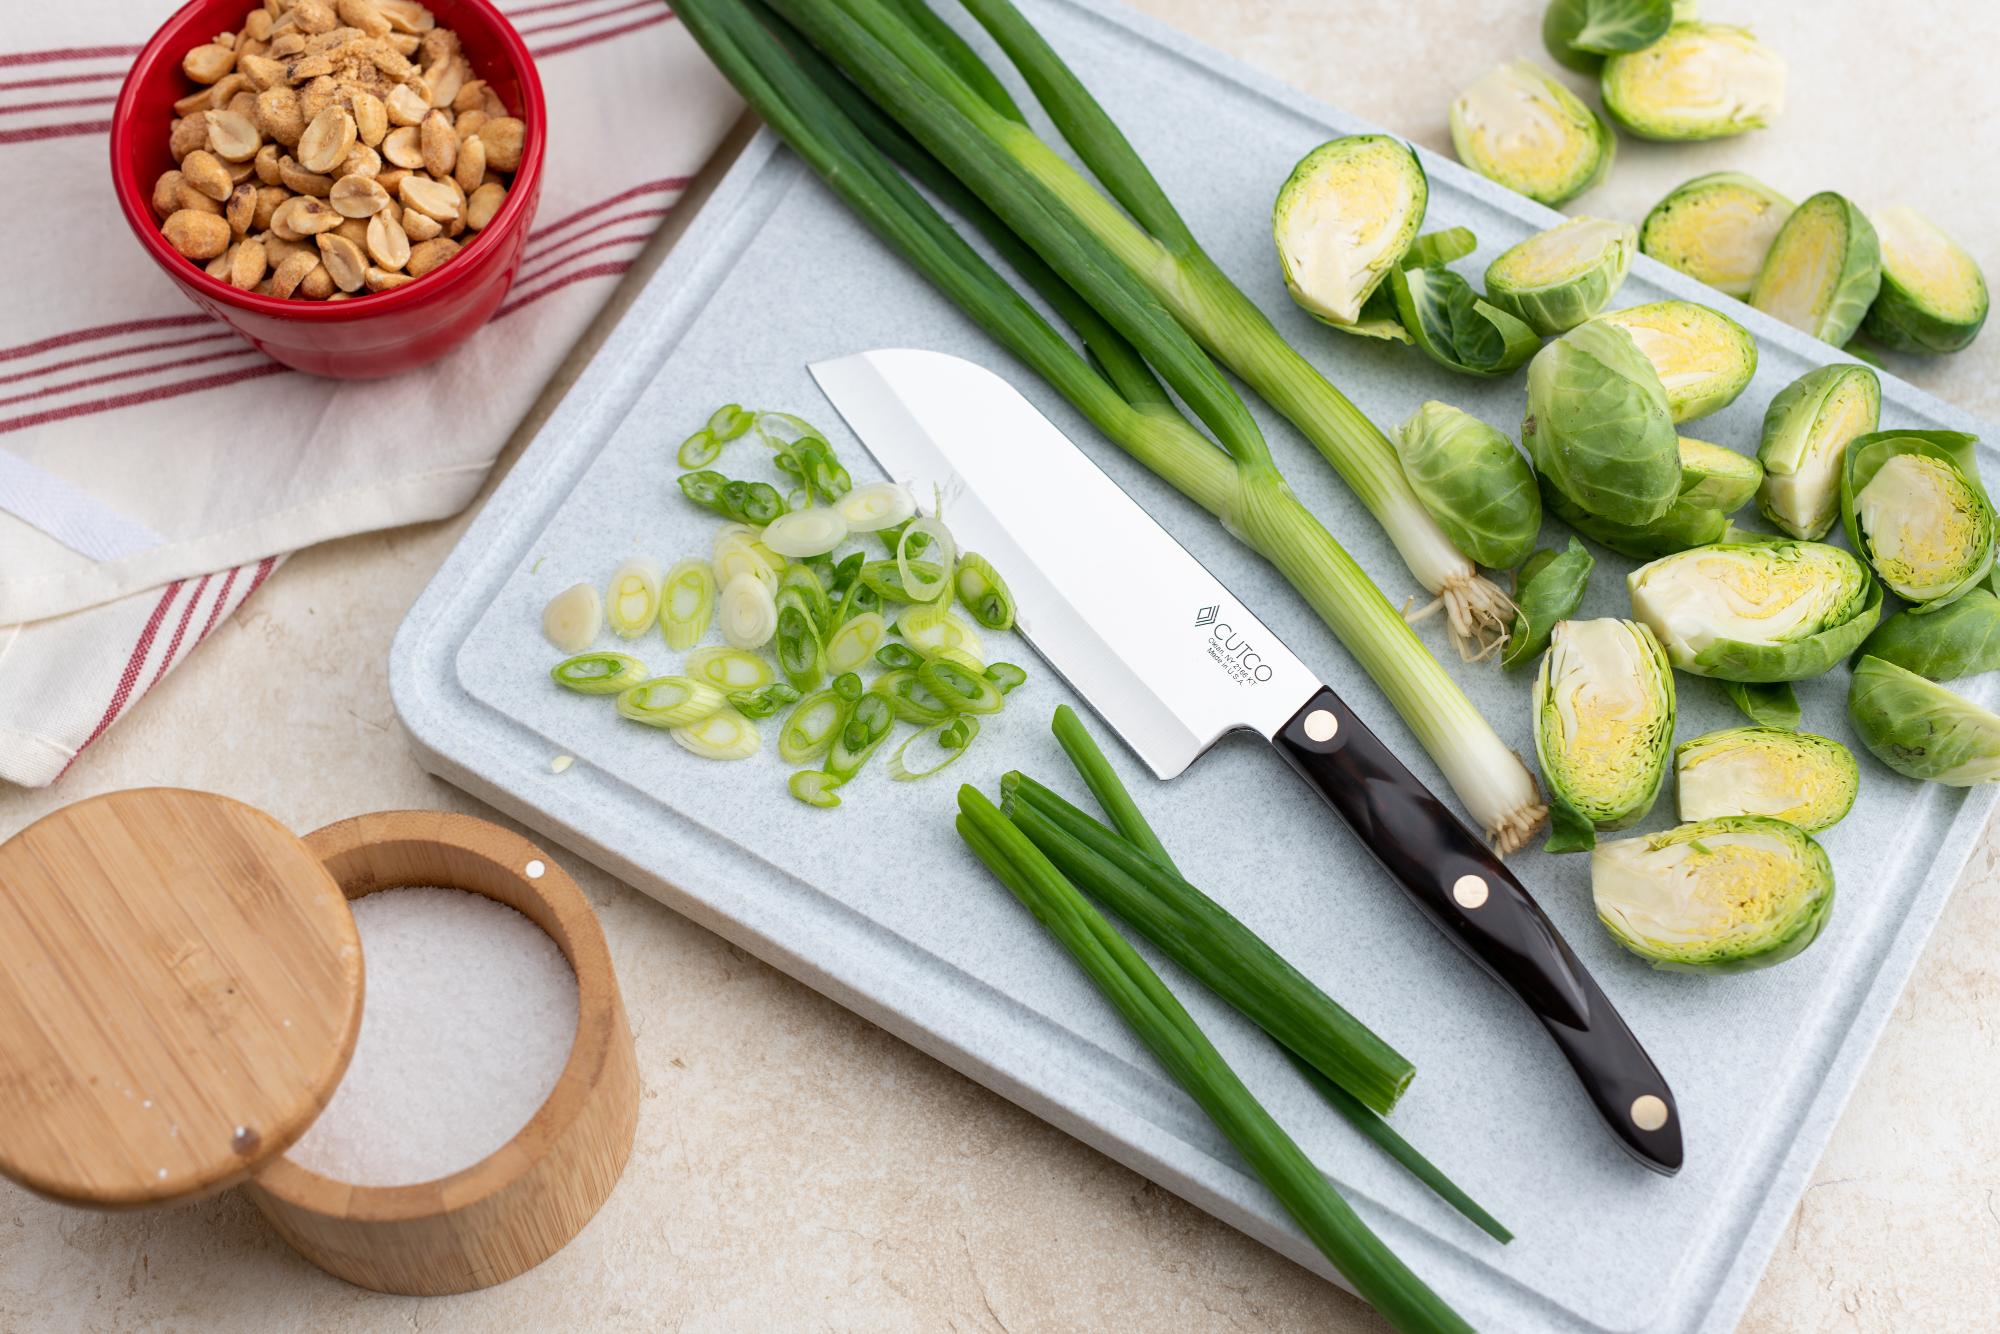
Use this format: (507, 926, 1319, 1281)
(1502, 537, 1594, 670)
(1541, 471, 1729, 560)
(1533, 618, 1676, 851)
(1484, 217, 1636, 336)
(1750, 193, 1882, 348)
(1676, 437, 1762, 511)
(1523, 320, 1681, 526)
(1542, 0, 1675, 74)
(1855, 589, 2000, 682)
(1840, 430, 1995, 609)
(1600, 22, 1786, 141)
(1755, 363, 1881, 540)
(1627, 538, 1882, 681)
(1862, 206, 1990, 355)
(1849, 656, 2000, 786)
(1590, 301, 1758, 423)
(1640, 172, 1794, 298)
(1395, 402, 1541, 568)
(1273, 136, 1428, 330)
(1450, 61, 1615, 207)
(1674, 727, 1859, 832)
(1592, 816, 1834, 972)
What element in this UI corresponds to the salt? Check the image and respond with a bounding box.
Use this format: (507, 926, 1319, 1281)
(285, 886, 578, 1186)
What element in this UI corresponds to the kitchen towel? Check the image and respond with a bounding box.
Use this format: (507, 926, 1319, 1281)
(0, 0, 740, 786)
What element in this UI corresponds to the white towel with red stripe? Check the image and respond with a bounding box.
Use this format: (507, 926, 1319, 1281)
(0, 1, 739, 786)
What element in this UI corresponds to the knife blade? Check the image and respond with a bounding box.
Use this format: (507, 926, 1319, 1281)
(812, 347, 1682, 1175)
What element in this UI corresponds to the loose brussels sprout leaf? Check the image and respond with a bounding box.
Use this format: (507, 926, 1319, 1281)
(1862, 206, 1991, 355)
(1502, 537, 1594, 670)
(1273, 136, 1428, 329)
(1750, 192, 1883, 348)
(1542, 0, 1675, 72)
(1484, 217, 1637, 336)
(1592, 816, 1834, 972)
(1675, 727, 1859, 831)
(1590, 301, 1757, 422)
(1396, 401, 1542, 569)
(1839, 431, 1995, 608)
(1855, 588, 2000, 682)
(1849, 655, 2000, 785)
(1522, 320, 1681, 525)
(1600, 22, 1786, 141)
(1533, 618, 1676, 851)
(1346, 228, 1483, 344)
(1722, 680, 1801, 730)
(1640, 171, 1794, 298)
(1627, 539, 1882, 681)
(1449, 61, 1615, 207)
(1389, 264, 1541, 378)
(1676, 437, 1762, 511)
(1541, 471, 1728, 560)
(1755, 363, 1881, 540)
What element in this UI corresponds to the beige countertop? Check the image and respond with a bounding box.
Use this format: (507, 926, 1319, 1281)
(4, 2, 1998, 1328)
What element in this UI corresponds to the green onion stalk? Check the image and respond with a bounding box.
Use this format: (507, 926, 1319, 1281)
(675, 0, 1546, 852)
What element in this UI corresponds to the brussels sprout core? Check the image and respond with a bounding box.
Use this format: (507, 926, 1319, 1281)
(1862, 206, 1991, 355)
(1600, 23, 1787, 141)
(1534, 618, 1676, 850)
(1750, 192, 1882, 347)
(1591, 301, 1757, 423)
(1756, 364, 1880, 540)
(1640, 172, 1794, 298)
(1450, 61, 1614, 207)
(1484, 217, 1636, 336)
(1675, 727, 1859, 832)
(1627, 539, 1879, 680)
(1273, 136, 1428, 327)
(1855, 454, 1990, 602)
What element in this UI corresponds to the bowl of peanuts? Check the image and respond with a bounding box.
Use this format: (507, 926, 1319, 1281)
(111, 0, 546, 379)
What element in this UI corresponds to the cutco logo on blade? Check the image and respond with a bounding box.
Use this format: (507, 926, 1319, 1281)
(1193, 605, 1219, 627)
(1195, 606, 1273, 686)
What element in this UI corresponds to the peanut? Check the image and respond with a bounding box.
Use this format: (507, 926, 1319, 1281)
(229, 236, 268, 290)
(351, 90, 387, 147)
(204, 109, 261, 162)
(300, 262, 337, 299)
(476, 117, 522, 172)
(330, 173, 391, 218)
(169, 114, 209, 161)
(317, 232, 367, 291)
(384, 81, 428, 127)
(226, 182, 259, 234)
(398, 173, 457, 222)
(254, 86, 306, 147)
(365, 265, 414, 292)
(163, 209, 231, 260)
(253, 142, 283, 185)
(151, 170, 186, 218)
(254, 184, 291, 230)
(419, 110, 455, 177)
(365, 208, 410, 269)
(464, 180, 505, 231)
(278, 155, 335, 197)
(181, 149, 232, 201)
(381, 125, 423, 169)
(399, 205, 441, 241)
(405, 235, 459, 279)
(182, 43, 236, 84)
(268, 249, 319, 298)
(452, 132, 484, 194)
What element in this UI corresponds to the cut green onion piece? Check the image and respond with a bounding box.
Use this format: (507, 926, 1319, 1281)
(542, 582, 603, 653)
(605, 558, 663, 639)
(778, 563, 832, 628)
(727, 682, 800, 719)
(874, 642, 924, 672)
(896, 517, 957, 602)
(859, 558, 948, 602)
(677, 427, 722, 469)
(678, 471, 789, 525)
(826, 612, 888, 674)
(660, 559, 716, 650)
(888, 715, 981, 779)
(1051, 704, 1176, 873)
(828, 691, 896, 780)
(708, 403, 754, 441)
(685, 646, 775, 692)
(789, 769, 844, 808)
(720, 573, 779, 649)
(775, 603, 825, 691)
(831, 670, 865, 702)
(753, 410, 822, 451)
(984, 662, 1028, 695)
(762, 508, 851, 558)
(550, 651, 648, 695)
(873, 669, 955, 725)
(616, 676, 726, 728)
(778, 685, 847, 763)
(953, 551, 1016, 630)
(713, 525, 780, 592)
(670, 708, 760, 760)
(919, 655, 1005, 714)
(835, 481, 918, 531)
(898, 600, 983, 660)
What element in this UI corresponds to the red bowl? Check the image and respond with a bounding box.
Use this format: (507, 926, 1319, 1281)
(110, 0, 547, 379)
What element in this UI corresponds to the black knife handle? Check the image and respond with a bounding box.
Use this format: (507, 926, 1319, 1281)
(1273, 684, 1683, 1175)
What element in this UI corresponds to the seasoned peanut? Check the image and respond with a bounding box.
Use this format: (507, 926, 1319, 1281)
(254, 86, 305, 146)
(351, 90, 388, 147)
(365, 208, 410, 269)
(169, 114, 209, 160)
(476, 116, 522, 172)
(419, 110, 456, 177)
(316, 233, 367, 292)
(273, 194, 344, 238)
(298, 75, 339, 123)
(204, 109, 261, 162)
(229, 236, 268, 290)
(453, 79, 485, 115)
(426, 56, 463, 110)
(398, 173, 457, 222)
(336, 143, 382, 180)
(152, 170, 186, 218)
(384, 82, 428, 127)
(336, 0, 392, 37)
(181, 149, 232, 202)
(364, 265, 414, 293)
(268, 249, 319, 298)
(254, 184, 291, 230)
(163, 209, 231, 259)
(399, 205, 442, 241)
(452, 133, 484, 194)
(293, 0, 338, 35)
(174, 178, 224, 216)
(299, 263, 337, 299)
(226, 182, 259, 234)
(239, 52, 286, 90)
(278, 155, 335, 196)
(464, 180, 505, 231)
(330, 173, 392, 218)
(376, 166, 411, 196)
(405, 236, 459, 279)
(182, 43, 236, 84)
(380, 124, 423, 169)
(253, 142, 283, 185)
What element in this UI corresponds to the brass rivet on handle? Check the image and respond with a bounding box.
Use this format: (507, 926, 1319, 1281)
(1630, 1094, 1670, 1132)
(1451, 874, 1489, 909)
(1303, 709, 1339, 742)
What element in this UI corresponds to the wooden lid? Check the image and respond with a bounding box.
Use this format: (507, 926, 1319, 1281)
(0, 789, 363, 1209)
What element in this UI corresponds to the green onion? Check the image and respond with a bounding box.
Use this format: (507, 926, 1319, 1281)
(659, 559, 717, 650)
(887, 715, 981, 779)
(898, 599, 983, 660)
(825, 551, 866, 621)
(874, 642, 925, 672)
(919, 655, 1005, 714)
(677, 427, 723, 469)
(778, 685, 847, 763)
(983, 661, 1027, 694)
(685, 646, 776, 693)
(826, 612, 888, 674)
(779, 563, 831, 626)
(954, 551, 1016, 629)
(713, 525, 780, 592)
(896, 517, 957, 601)
(542, 582, 603, 654)
(1050, 703, 1176, 871)
(789, 768, 845, 808)
(671, 708, 761, 760)
(728, 682, 801, 719)
(763, 509, 850, 558)
(708, 403, 754, 441)
(605, 558, 663, 639)
(550, 651, 649, 695)
(873, 668, 954, 725)
(679, 470, 788, 525)
(831, 670, 866, 702)
(616, 676, 727, 728)
(828, 692, 897, 780)
(836, 481, 917, 532)
(719, 572, 779, 650)
(859, 558, 948, 602)
(775, 602, 824, 691)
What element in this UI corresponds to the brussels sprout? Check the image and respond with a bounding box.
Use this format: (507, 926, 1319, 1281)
(1640, 172, 1794, 298)
(1533, 618, 1676, 851)
(1396, 402, 1541, 568)
(1541, 471, 1729, 560)
(1750, 193, 1882, 348)
(1484, 217, 1636, 336)
(1674, 727, 1859, 832)
(1676, 437, 1762, 511)
(1627, 539, 1882, 681)
(1542, 0, 1675, 73)
(1722, 680, 1801, 731)
(1599, 22, 1786, 141)
(1273, 136, 1428, 330)
(1849, 656, 2000, 785)
(1856, 588, 2000, 682)
(1590, 301, 1758, 422)
(1862, 206, 1991, 355)
(1840, 430, 1996, 608)
(1388, 263, 1542, 378)
(1502, 537, 1594, 670)
(1522, 321, 1681, 526)
(1755, 363, 1881, 540)
(1344, 228, 1481, 344)
(1450, 61, 1615, 207)
(1592, 816, 1834, 972)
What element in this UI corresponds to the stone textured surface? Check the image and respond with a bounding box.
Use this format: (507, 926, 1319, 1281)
(3, 2, 1996, 1329)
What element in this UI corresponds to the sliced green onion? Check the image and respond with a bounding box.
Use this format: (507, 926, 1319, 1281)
(887, 715, 981, 779)
(855, 558, 943, 602)
(727, 682, 801, 719)
(953, 551, 1016, 630)
(606, 558, 663, 639)
(779, 563, 831, 627)
(775, 602, 825, 691)
(778, 685, 847, 762)
(660, 559, 716, 650)
(671, 708, 761, 760)
(984, 662, 1028, 695)
(842, 579, 884, 624)
(677, 427, 722, 469)
(789, 768, 844, 808)
(873, 668, 955, 725)
(898, 599, 983, 659)
(932, 646, 989, 674)
(896, 517, 957, 602)
(835, 481, 917, 531)
(713, 525, 780, 592)
(918, 655, 1005, 714)
(550, 651, 649, 695)
(763, 508, 851, 558)
(828, 691, 896, 780)
(826, 551, 866, 619)
(616, 676, 726, 728)
(753, 410, 823, 452)
(826, 612, 888, 673)
(678, 470, 789, 525)
(720, 573, 779, 649)
(831, 670, 865, 702)
(542, 582, 603, 653)
(874, 642, 924, 671)
(685, 646, 776, 692)
(708, 403, 754, 441)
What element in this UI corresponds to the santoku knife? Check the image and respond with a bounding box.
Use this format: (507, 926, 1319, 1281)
(811, 348, 1682, 1175)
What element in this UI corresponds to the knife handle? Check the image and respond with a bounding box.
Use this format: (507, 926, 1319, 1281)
(1273, 685, 1683, 1175)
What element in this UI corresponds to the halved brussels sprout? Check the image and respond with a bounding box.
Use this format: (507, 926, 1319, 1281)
(1450, 61, 1615, 207)
(1674, 727, 1859, 831)
(1676, 437, 1762, 511)
(1484, 217, 1636, 336)
(1533, 618, 1676, 851)
(1542, 0, 1675, 73)
(1592, 816, 1834, 972)
(1856, 588, 2000, 682)
(1755, 363, 1881, 540)
(1599, 22, 1786, 141)
(1541, 472, 1728, 560)
(1840, 430, 1995, 608)
(1862, 206, 1991, 355)
(1749, 193, 1882, 348)
(1627, 538, 1882, 681)
(1396, 401, 1541, 568)
(1502, 537, 1594, 670)
(1849, 655, 2000, 786)
(1640, 172, 1794, 298)
(1590, 301, 1757, 422)
(1273, 136, 1428, 330)
(1522, 320, 1681, 526)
